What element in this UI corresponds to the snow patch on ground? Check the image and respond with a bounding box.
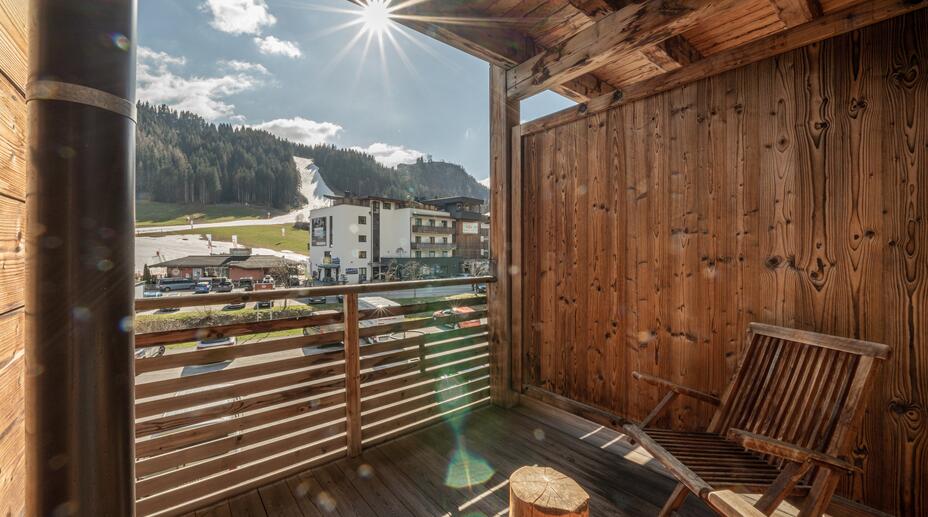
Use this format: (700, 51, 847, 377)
(478, 176, 491, 188)
(291, 156, 334, 220)
(136, 235, 308, 274)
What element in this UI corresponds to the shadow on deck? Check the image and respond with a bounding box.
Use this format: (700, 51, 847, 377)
(189, 402, 713, 517)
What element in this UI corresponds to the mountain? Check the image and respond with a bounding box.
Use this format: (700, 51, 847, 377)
(136, 103, 489, 209)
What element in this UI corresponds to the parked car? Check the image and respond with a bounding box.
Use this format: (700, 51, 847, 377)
(215, 281, 234, 293)
(134, 345, 166, 359)
(142, 290, 163, 298)
(196, 336, 236, 351)
(433, 306, 481, 329)
(239, 278, 254, 291)
(475, 284, 487, 294)
(156, 307, 180, 314)
(255, 301, 274, 310)
(306, 294, 327, 304)
(194, 281, 212, 294)
(222, 303, 246, 311)
(157, 278, 196, 292)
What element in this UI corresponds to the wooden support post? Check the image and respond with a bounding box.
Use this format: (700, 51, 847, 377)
(489, 65, 519, 408)
(343, 292, 361, 457)
(26, 1, 137, 515)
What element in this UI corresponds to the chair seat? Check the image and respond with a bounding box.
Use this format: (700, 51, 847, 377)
(644, 428, 794, 489)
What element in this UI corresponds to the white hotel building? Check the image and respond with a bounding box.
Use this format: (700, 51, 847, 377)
(308, 196, 456, 284)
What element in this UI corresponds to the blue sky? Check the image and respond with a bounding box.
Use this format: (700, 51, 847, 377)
(137, 0, 575, 183)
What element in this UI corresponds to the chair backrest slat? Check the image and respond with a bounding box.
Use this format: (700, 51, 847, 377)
(708, 323, 888, 466)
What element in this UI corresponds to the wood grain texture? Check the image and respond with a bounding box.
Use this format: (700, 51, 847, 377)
(517, 10, 927, 516)
(0, 2, 24, 514)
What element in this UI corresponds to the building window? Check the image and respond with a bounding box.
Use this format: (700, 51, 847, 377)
(442, 251, 449, 257)
(383, 202, 392, 209)
(429, 251, 436, 257)
(358, 235, 367, 243)
(442, 237, 448, 244)
(415, 251, 422, 258)
(415, 236, 421, 243)
(429, 236, 436, 243)
(429, 219, 435, 226)
(415, 217, 422, 226)
(359, 251, 367, 259)
(358, 216, 367, 224)
(442, 220, 448, 227)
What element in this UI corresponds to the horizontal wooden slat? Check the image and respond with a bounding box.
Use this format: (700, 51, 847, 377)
(361, 363, 490, 402)
(360, 346, 490, 386)
(359, 324, 489, 357)
(136, 364, 345, 419)
(361, 389, 490, 446)
(136, 378, 345, 438)
(361, 377, 491, 426)
(137, 392, 345, 458)
(360, 366, 490, 412)
(0, 0, 27, 94)
(0, 309, 22, 370)
(360, 334, 489, 370)
(0, 72, 25, 200)
(135, 276, 494, 311)
(136, 404, 347, 478)
(136, 435, 346, 517)
(0, 194, 24, 315)
(137, 419, 346, 498)
(135, 296, 486, 348)
(137, 332, 343, 374)
(136, 349, 345, 399)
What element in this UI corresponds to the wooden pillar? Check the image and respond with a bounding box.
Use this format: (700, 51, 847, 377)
(343, 292, 361, 456)
(489, 65, 519, 407)
(25, 1, 137, 515)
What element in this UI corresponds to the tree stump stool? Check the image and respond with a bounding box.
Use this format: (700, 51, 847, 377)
(509, 466, 590, 516)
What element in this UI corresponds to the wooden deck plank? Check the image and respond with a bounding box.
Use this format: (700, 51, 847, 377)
(227, 490, 268, 517)
(256, 480, 303, 517)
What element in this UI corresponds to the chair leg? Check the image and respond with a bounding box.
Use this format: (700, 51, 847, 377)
(755, 461, 813, 515)
(659, 483, 690, 517)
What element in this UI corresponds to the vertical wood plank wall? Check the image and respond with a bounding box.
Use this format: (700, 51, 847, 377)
(0, 0, 26, 515)
(518, 11, 926, 516)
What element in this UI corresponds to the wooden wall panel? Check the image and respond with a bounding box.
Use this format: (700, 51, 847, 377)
(0, 0, 25, 515)
(518, 10, 927, 515)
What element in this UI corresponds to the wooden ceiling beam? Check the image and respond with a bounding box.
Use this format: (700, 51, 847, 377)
(566, 0, 635, 20)
(521, 0, 927, 134)
(640, 35, 704, 72)
(768, 0, 823, 27)
(506, 0, 738, 100)
(350, 0, 615, 101)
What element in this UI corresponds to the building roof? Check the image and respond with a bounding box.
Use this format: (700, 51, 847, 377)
(426, 196, 485, 206)
(151, 253, 297, 270)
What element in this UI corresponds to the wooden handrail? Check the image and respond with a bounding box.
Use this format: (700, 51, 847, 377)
(135, 275, 495, 310)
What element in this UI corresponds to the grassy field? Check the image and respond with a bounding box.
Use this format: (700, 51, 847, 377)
(136, 200, 287, 227)
(152, 224, 309, 253)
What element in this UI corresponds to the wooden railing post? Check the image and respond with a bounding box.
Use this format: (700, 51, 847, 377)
(343, 292, 362, 457)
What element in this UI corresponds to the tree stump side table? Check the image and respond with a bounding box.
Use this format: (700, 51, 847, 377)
(509, 466, 590, 516)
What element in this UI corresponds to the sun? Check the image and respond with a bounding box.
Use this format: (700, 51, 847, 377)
(360, 0, 392, 35)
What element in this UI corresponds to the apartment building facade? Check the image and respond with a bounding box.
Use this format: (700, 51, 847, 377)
(308, 196, 456, 284)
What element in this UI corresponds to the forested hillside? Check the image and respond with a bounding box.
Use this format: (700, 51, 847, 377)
(136, 103, 303, 209)
(136, 103, 489, 210)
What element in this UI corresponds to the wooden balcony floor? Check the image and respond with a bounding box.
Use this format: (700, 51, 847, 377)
(188, 401, 715, 517)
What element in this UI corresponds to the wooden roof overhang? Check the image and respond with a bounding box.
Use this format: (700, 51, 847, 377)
(350, 0, 926, 124)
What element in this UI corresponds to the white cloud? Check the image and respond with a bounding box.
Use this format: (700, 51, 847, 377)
(137, 46, 265, 121)
(202, 0, 276, 35)
(254, 36, 302, 58)
(252, 117, 343, 146)
(351, 143, 425, 168)
(220, 60, 269, 75)
(479, 177, 491, 188)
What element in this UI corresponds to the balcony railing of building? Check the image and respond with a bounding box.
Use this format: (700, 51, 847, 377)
(447, 209, 485, 221)
(411, 224, 453, 234)
(410, 242, 456, 251)
(132, 276, 493, 516)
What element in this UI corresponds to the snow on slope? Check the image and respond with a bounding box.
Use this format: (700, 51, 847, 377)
(290, 156, 335, 221)
(479, 177, 491, 188)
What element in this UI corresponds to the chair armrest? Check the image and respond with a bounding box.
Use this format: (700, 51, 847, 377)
(632, 371, 721, 406)
(727, 429, 862, 474)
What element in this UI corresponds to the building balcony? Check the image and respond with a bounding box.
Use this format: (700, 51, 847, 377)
(411, 224, 453, 234)
(411, 242, 456, 251)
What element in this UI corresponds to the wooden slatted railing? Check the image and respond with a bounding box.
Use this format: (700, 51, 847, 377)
(132, 276, 493, 516)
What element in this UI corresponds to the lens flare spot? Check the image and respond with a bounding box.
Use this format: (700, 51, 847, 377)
(315, 491, 337, 512)
(357, 463, 374, 479)
(119, 316, 134, 333)
(110, 32, 130, 51)
(444, 446, 494, 489)
(533, 428, 546, 441)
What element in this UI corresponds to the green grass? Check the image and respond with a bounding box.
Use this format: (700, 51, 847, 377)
(136, 200, 287, 227)
(150, 224, 309, 253)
